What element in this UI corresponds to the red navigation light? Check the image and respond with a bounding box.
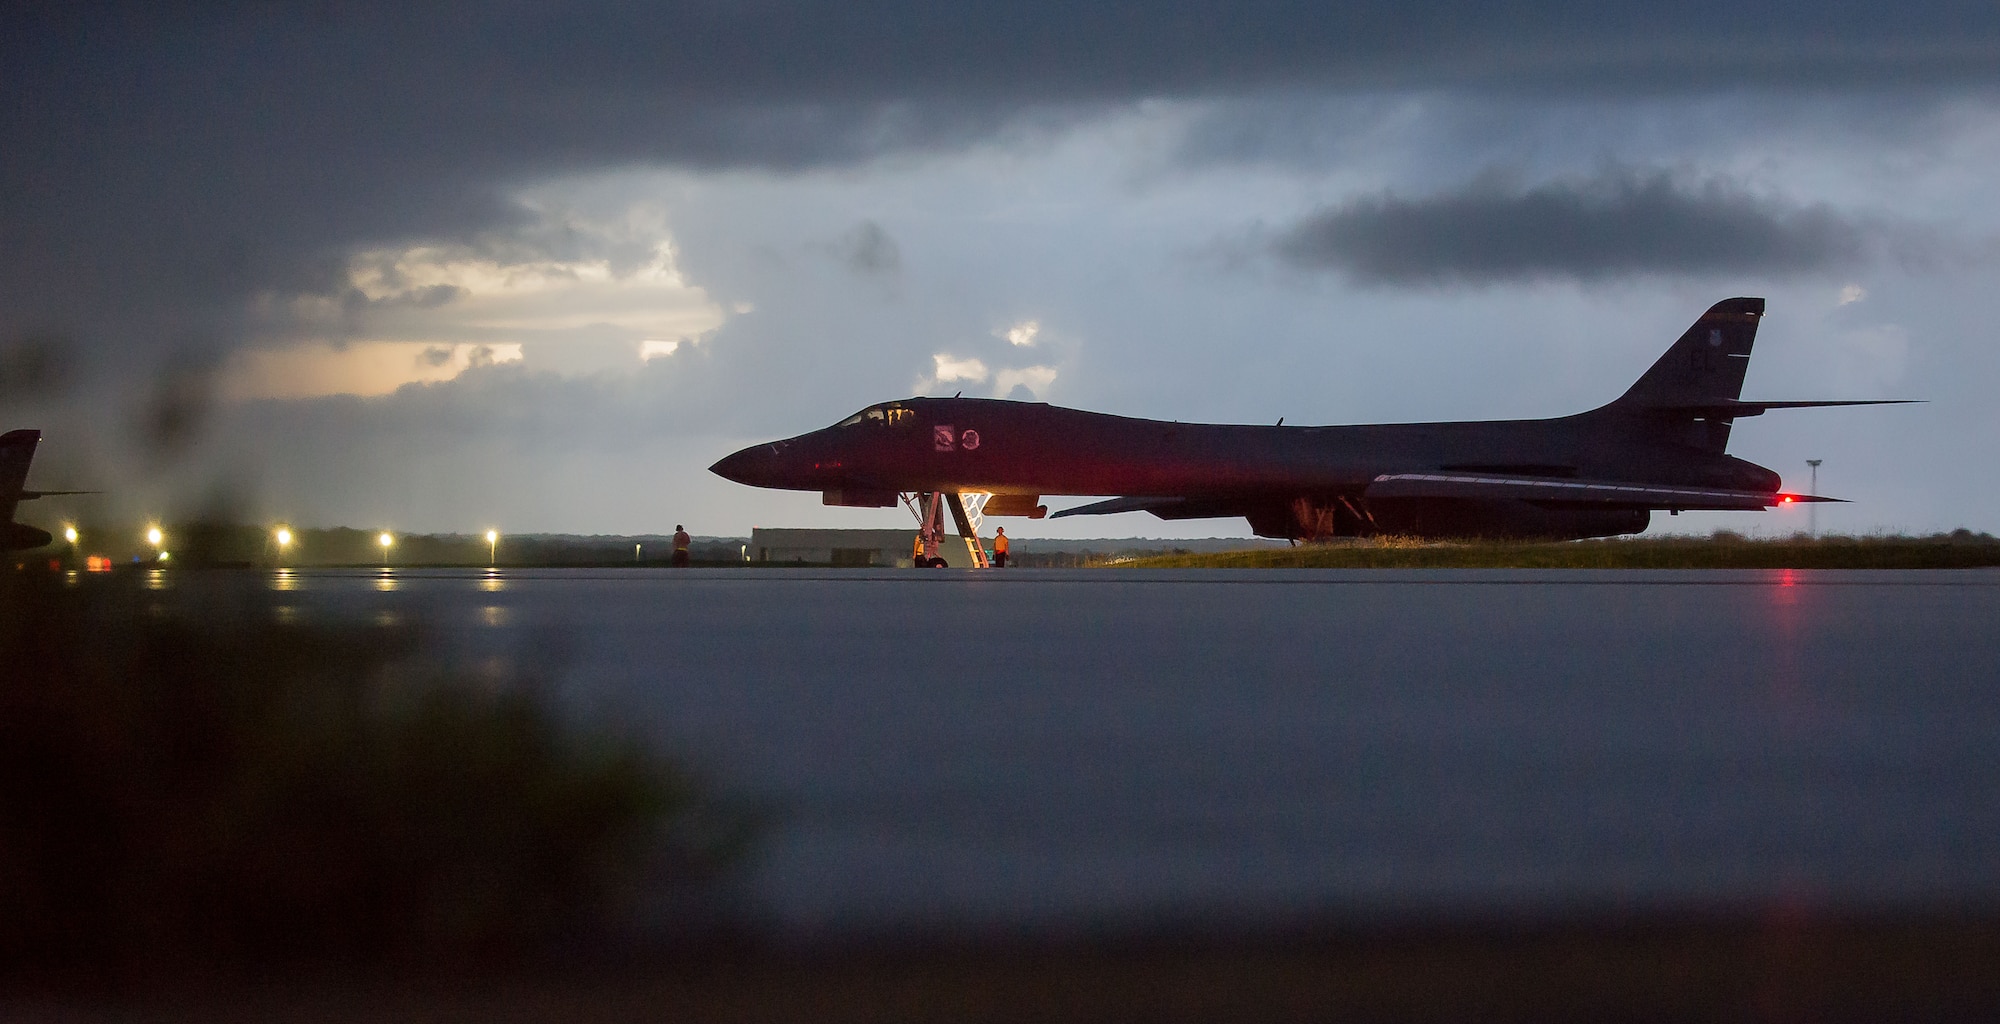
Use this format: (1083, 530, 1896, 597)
(1781, 495, 1794, 503)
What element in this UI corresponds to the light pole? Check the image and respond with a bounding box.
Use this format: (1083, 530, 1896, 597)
(485, 529, 499, 567)
(273, 526, 293, 566)
(1806, 459, 1822, 537)
(145, 524, 165, 563)
(378, 531, 394, 567)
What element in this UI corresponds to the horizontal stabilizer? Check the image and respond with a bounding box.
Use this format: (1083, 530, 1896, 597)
(1642, 399, 1920, 418)
(1367, 472, 1837, 511)
(1050, 496, 1185, 518)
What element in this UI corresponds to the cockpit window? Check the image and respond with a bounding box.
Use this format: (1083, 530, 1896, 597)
(834, 403, 914, 428)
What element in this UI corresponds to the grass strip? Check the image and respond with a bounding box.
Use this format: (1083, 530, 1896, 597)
(1112, 531, 2000, 570)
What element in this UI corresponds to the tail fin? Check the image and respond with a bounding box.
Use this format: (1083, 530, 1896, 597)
(1600, 297, 1764, 453)
(0, 428, 40, 523)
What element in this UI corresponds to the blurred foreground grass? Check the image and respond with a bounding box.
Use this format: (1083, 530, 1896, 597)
(1113, 530, 2000, 569)
(0, 569, 746, 988)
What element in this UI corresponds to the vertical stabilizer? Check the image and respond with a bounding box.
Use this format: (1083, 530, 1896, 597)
(0, 429, 40, 523)
(1602, 297, 1764, 452)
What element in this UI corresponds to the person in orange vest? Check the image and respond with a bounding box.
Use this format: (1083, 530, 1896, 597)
(992, 526, 1009, 568)
(672, 524, 691, 567)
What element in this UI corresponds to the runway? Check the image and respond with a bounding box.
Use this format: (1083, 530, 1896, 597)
(234, 567, 2000, 931)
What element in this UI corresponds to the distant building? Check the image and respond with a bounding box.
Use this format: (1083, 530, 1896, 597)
(749, 528, 920, 567)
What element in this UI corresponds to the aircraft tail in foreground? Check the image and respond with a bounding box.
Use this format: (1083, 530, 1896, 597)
(1, 429, 97, 552)
(1, 430, 52, 550)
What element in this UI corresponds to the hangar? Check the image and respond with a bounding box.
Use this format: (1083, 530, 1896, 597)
(748, 528, 916, 567)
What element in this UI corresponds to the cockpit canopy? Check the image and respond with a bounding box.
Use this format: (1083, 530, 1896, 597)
(833, 402, 917, 429)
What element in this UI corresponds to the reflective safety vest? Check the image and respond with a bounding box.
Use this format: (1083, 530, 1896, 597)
(994, 534, 1009, 553)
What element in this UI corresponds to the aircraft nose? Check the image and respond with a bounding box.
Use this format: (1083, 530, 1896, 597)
(710, 443, 781, 487)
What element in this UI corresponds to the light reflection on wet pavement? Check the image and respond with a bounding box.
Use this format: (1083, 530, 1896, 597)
(179, 568, 2000, 931)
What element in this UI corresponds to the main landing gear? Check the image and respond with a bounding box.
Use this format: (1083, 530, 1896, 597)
(902, 490, 991, 568)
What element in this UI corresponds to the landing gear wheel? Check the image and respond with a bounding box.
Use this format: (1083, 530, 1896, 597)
(931, 557, 948, 568)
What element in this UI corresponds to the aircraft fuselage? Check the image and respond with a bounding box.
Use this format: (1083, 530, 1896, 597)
(716, 400, 1777, 497)
(712, 298, 1895, 541)
(711, 399, 1778, 540)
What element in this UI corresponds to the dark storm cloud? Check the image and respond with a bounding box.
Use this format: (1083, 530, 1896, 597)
(1273, 170, 1872, 285)
(0, 334, 73, 400)
(2, 1, 1995, 363)
(828, 222, 903, 276)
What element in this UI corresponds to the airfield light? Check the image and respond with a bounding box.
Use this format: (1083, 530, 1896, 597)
(146, 525, 163, 547)
(1806, 459, 1823, 537)
(63, 525, 78, 545)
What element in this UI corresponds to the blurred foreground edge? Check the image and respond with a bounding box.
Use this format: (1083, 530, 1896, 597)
(6, 909, 1998, 1023)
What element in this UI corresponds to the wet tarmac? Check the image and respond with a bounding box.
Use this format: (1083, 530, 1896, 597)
(226, 568, 2000, 931)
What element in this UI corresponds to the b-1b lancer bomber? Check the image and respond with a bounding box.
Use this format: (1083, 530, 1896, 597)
(712, 298, 1910, 561)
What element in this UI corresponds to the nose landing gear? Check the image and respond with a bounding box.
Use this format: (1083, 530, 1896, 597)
(902, 490, 991, 568)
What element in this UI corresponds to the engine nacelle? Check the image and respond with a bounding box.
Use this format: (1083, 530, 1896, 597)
(1369, 498, 1650, 541)
(1247, 496, 1650, 541)
(1245, 497, 1373, 540)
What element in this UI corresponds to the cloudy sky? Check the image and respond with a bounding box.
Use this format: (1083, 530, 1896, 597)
(5, 1, 1997, 538)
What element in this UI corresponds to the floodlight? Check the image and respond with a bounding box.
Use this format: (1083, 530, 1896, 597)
(274, 526, 293, 547)
(146, 526, 163, 546)
(63, 525, 78, 544)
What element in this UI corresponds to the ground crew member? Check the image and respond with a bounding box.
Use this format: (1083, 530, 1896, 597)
(913, 533, 925, 568)
(992, 526, 1009, 568)
(672, 524, 691, 567)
